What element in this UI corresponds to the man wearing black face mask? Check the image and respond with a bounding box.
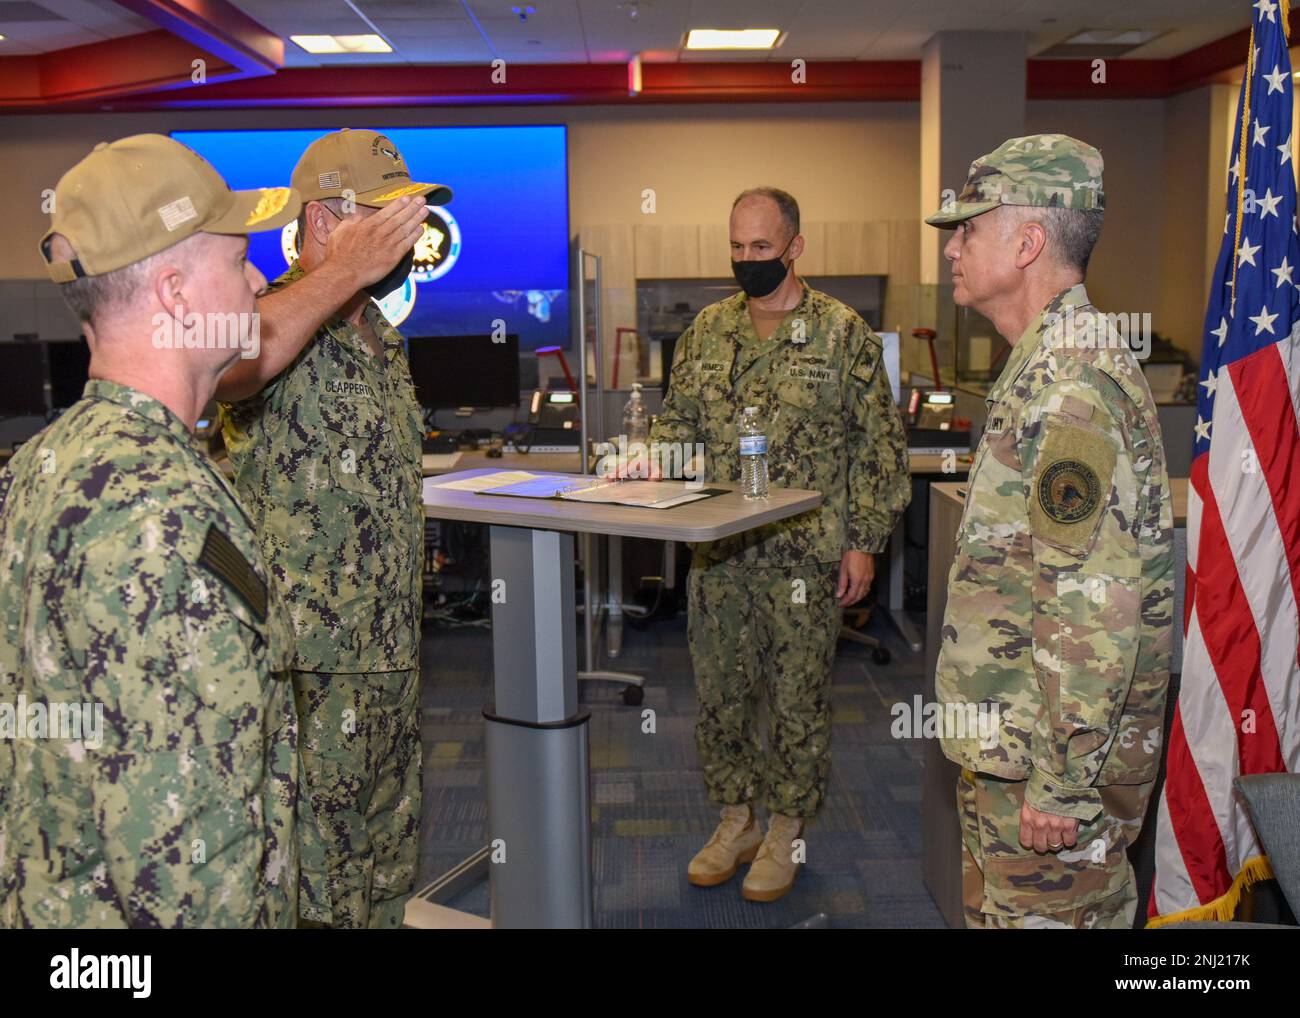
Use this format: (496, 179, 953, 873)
(216, 129, 452, 928)
(651, 187, 910, 903)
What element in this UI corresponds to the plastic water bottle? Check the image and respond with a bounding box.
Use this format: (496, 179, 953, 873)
(622, 382, 649, 447)
(620, 382, 649, 479)
(739, 406, 769, 500)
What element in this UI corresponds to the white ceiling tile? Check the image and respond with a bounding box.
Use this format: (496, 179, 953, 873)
(0, 0, 1272, 65)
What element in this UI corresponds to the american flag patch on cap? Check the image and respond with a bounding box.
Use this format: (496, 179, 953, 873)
(318, 171, 342, 190)
(157, 196, 197, 231)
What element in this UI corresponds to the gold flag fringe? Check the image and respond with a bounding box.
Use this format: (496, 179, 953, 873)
(1145, 855, 1276, 927)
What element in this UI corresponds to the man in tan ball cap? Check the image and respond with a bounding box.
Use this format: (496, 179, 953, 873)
(3, 134, 305, 927)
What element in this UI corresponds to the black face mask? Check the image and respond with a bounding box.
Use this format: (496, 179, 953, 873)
(366, 246, 416, 300)
(732, 236, 794, 299)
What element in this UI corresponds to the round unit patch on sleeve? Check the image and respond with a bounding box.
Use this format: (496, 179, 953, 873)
(1026, 414, 1117, 554)
(1038, 458, 1101, 524)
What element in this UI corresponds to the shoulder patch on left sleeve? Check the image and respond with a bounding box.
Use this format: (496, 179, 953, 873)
(848, 335, 881, 385)
(198, 524, 268, 622)
(1039, 459, 1100, 523)
(1028, 417, 1117, 553)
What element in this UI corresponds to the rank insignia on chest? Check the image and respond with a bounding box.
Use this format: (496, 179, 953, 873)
(1037, 458, 1100, 524)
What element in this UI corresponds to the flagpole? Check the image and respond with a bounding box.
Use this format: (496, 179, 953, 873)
(1231, 27, 1254, 308)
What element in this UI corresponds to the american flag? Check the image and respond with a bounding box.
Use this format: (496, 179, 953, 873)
(1150, 0, 1300, 924)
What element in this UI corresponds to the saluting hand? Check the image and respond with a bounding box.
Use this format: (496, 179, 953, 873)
(326, 195, 428, 290)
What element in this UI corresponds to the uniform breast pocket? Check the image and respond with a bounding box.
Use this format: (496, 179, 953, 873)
(319, 396, 391, 498)
(401, 391, 425, 465)
(390, 361, 427, 462)
(699, 372, 730, 404)
(776, 375, 838, 411)
(773, 376, 839, 443)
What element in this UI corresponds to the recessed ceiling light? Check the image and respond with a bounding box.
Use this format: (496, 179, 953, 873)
(685, 28, 781, 51)
(291, 34, 392, 55)
(1061, 28, 1160, 46)
(1037, 28, 1163, 59)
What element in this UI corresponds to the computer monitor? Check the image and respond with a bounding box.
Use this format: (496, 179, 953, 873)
(46, 338, 91, 410)
(407, 334, 521, 409)
(0, 342, 47, 418)
(659, 334, 679, 389)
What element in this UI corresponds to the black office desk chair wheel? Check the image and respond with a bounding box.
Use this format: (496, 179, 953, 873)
(840, 603, 891, 665)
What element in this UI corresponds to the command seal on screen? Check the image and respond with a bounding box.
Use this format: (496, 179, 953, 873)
(410, 205, 461, 283)
(374, 278, 416, 328)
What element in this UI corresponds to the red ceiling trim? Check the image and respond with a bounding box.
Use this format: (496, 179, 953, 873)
(0, 30, 236, 106)
(0, 9, 1267, 111)
(1027, 60, 1179, 100)
(25, 59, 1231, 112)
(0, 56, 40, 103)
(112, 0, 282, 72)
(0, 0, 278, 108)
(53, 60, 923, 110)
(1170, 8, 1300, 88)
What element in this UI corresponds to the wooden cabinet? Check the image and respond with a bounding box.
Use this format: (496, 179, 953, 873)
(624, 220, 914, 280)
(634, 223, 700, 278)
(922, 481, 966, 929)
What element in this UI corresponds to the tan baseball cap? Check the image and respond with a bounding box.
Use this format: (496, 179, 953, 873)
(39, 133, 301, 283)
(291, 128, 452, 208)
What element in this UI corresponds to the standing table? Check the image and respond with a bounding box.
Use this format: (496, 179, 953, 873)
(414, 468, 821, 928)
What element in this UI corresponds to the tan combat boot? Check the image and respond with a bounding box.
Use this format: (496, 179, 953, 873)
(687, 803, 764, 887)
(741, 812, 805, 902)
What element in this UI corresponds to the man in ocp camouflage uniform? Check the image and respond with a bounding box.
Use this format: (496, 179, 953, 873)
(218, 130, 449, 928)
(0, 135, 302, 927)
(927, 135, 1174, 928)
(652, 187, 910, 902)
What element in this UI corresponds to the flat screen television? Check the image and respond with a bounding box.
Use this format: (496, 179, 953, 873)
(407, 334, 520, 409)
(173, 126, 570, 351)
(0, 342, 46, 418)
(47, 337, 90, 410)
